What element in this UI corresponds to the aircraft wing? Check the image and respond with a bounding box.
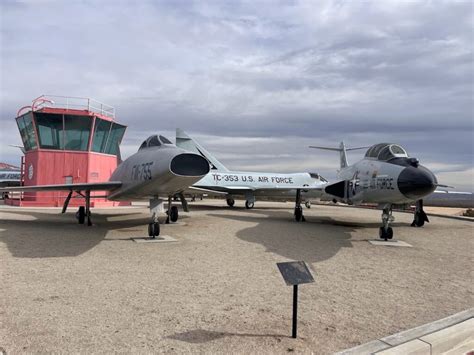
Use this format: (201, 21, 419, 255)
(0, 181, 122, 192)
(187, 186, 228, 195)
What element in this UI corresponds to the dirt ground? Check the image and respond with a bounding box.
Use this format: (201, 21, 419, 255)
(0, 201, 473, 354)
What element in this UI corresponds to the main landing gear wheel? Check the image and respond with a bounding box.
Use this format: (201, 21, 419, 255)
(411, 199, 429, 228)
(305, 201, 311, 209)
(379, 226, 393, 241)
(295, 206, 303, 222)
(226, 198, 235, 207)
(148, 222, 160, 238)
(245, 200, 254, 209)
(170, 206, 179, 222)
(76, 206, 85, 224)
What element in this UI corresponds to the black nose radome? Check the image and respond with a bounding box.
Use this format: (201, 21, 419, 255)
(170, 153, 210, 177)
(397, 165, 437, 199)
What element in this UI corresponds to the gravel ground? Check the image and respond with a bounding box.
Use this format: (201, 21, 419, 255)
(1, 200, 472, 354)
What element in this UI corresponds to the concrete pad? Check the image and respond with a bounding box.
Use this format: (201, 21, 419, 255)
(420, 318, 474, 354)
(131, 235, 177, 243)
(375, 339, 431, 355)
(368, 240, 413, 247)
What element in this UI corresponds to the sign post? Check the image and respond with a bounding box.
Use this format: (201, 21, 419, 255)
(276, 261, 314, 339)
(292, 284, 298, 338)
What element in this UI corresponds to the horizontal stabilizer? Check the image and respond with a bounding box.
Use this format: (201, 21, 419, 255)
(435, 184, 454, 189)
(309, 142, 369, 169)
(309, 145, 369, 151)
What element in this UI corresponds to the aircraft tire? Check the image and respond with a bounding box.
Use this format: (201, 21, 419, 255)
(295, 207, 303, 222)
(226, 198, 235, 207)
(414, 213, 425, 227)
(305, 201, 311, 209)
(245, 201, 254, 209)
(387, 227, 393, 239)
(379, 227, 386, 240)
(77, 206, 85, 224)
(153, 222, 160, 236)
(170, 206, 179, 222)
(379, 226, 393, 240)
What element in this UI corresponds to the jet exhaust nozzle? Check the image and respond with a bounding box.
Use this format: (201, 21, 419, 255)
(170, 153, 210, 177)
(397, 165, 437, 199)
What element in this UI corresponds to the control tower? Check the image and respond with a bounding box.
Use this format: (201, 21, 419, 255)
(8, 95, 127, 207)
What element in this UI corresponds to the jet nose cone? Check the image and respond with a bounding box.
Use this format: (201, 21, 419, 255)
(397, 165, 437, 199)
(170, 153, 210, 177)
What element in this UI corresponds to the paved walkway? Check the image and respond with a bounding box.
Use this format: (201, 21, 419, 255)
(337, 308, 474, 354)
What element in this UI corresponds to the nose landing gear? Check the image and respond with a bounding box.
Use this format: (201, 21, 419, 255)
(379, 206, 394, 240)
(148, 198, 164, 239)
(148, 212, 160, 238)
(294, 189, 306, 222)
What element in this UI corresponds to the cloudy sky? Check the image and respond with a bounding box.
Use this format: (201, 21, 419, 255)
(1, 0, 473, 190)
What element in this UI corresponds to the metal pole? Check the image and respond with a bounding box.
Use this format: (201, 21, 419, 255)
(85, 190, 91, 226)
(292, 284, 298, 338)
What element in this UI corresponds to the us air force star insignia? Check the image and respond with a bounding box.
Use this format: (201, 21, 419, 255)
(350, 171, 360, 195)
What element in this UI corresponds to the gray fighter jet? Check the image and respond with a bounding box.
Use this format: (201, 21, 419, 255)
(0, 134, 209, 238)
(310, 142, 443, 240)
(176, 129, 328, 215)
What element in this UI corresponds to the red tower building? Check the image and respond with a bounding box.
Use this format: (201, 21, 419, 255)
(7, 95, 128, 207)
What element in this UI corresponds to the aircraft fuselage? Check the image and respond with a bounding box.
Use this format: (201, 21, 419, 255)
(108, 146, 209, 201)
(194, 171, 326, 199)
(332, 158, 437, 205)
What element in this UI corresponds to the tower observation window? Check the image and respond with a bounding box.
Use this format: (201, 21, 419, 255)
(92, 119, 111, 153)
(91, 117, 125, 155)
(35, 112, 64, 149)
(105, 123, 126, 155)
(64, 115, 91, 151)
(16, 113, 38, 151)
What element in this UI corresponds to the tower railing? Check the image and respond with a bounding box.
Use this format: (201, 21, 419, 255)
(30, 94, 115, 119)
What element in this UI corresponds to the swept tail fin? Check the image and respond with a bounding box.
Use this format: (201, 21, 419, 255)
(176, 128, 229, 171)
(309, 142, 369, 169)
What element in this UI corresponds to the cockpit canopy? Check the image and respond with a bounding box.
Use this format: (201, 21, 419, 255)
(139, 135, 174, 150)
(365, 143, 408, 161)
(309, 172, 328, 183)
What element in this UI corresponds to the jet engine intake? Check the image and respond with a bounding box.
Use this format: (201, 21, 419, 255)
(170, 153, 210, 177)
(397, 165, 437, 199)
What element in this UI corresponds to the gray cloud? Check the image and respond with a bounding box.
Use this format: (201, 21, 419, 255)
(0, 0, 472, 190)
